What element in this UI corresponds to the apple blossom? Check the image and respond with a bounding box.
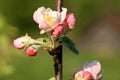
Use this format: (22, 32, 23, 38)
(73, 60, 102, 80)
(33, 6, 67, 34)
(51, 24, 64, 37)
(13, 37, 25, 49)
(12, 0, 103, 79)
(26, 47, 37, 56)
(64, 13, 76, 29)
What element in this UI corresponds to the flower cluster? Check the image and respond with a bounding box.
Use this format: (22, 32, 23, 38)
(13, 7, 76, 56)
(13, 6, 103, 80)
(33, 6, 76, 37)
(73, 60, 103, 80)
(13, 35, 40, 56)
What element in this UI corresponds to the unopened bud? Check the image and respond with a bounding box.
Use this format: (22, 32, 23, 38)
(26, 47, 37, 56)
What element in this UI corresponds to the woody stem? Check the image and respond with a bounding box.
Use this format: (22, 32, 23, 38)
(54, 0, 63, 80)
(49, 45, 62, 80)
(49, 0, 63, 80)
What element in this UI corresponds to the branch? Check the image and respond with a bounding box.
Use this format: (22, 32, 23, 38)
(57, 0, 63, 12)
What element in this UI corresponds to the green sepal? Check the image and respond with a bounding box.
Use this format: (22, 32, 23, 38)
(36, 37, 52, 48)
(62, 36, 79, 54)
(36, 37, 50, 44)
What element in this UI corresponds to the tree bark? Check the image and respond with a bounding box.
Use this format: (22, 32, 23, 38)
(49, 45, 62, 80)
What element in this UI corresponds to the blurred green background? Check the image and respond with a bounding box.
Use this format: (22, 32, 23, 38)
(0, 0, 120, 80)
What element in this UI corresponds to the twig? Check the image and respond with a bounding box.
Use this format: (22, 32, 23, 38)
(54, 0, 63, 79)
(49, 0, 63, 80)
(57, 0, 63, 12)
(49, 45, 62, 80)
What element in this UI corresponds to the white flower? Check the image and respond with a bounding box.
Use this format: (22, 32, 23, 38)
(33, 6, 67, 34)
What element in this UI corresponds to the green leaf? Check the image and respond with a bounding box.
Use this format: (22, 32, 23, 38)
(62, 36, 75, 46)
(62, 36, 79, 54)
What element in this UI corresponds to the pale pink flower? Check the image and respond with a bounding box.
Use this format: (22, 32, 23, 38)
(13, 37, 25, 49)
(33, 6, 67, 34)
(74, 60, 102, 80)
(64, 13, 76, 29)
(51, 24, 64, 37)
(26, 47, 37, 56)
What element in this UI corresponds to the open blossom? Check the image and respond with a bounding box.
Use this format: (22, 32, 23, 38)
(73, 60, 103, 80)
(26, 47, 37, 56)
(33, 6, 67, 34)
(64, 13, 76, 29)
(51, 24, 64, 37)
(13, 37, 25, 49)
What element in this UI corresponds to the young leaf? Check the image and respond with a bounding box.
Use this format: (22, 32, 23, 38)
(62, 36, 79, 54)
(62, 36, 75, 46)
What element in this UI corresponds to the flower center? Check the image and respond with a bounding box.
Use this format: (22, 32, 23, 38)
(45, 13, 54, 26)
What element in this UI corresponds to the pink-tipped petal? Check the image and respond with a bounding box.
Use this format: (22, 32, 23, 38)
(73, 61, 102, 80)
(33, 7, 45, 24)
(90, 61, 101, 76)
(39, 21, 50, 30)
(83, 60, 101, 78)
(13, 37, 25, 49)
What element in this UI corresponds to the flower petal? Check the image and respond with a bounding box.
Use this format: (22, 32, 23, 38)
(13, 37, 25, 49)
(60, 8, 67, 23)
(33, 7, 45, 23)
(39, 21, 50, 30)
(83, 60, 101, 78)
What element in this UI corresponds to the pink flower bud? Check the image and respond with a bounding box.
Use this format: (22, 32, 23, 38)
(74, 71, 93, 80)
(80, 71, 93, 80)
(13, 37, 25, 49)
(64, 13, 76, 29)
(26, 47, 37, 56)
(51, 24, 64, 37)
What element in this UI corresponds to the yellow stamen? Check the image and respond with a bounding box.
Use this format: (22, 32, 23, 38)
(45, 13, 54, 26)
